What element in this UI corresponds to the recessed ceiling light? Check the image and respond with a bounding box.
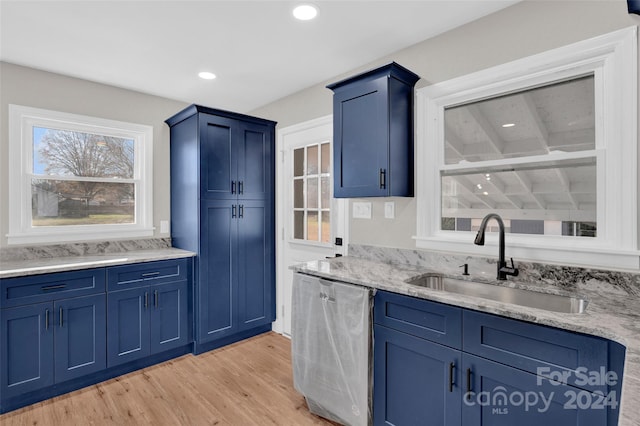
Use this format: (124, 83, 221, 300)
(483, 191, 489, 196)
(502, 123, 515, 128)
(293, 4, 318, 20)
(476, 184, 482, 189)
(198, 71, 217, 80)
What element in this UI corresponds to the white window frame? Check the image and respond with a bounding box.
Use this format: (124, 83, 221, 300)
(415, 27, 638, 270)
(7, 105, 154, 245)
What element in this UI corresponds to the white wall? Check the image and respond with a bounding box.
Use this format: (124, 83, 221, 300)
(0, 62, 189, 248)
(250, 0, 640, 250)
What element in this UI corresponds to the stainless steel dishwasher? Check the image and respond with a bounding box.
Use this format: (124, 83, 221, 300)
(291, 272, 373, 426)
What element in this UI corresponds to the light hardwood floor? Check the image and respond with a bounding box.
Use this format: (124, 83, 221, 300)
(0, 332, 337, 425)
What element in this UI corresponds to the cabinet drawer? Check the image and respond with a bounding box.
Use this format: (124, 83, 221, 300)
(374, 291, 462, 349)
(463, 310, 609, 393)
(1, 269, 105, 308)
(107, 259, 188, 291)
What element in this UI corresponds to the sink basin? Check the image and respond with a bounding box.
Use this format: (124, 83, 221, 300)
(405, 273, 588, 314)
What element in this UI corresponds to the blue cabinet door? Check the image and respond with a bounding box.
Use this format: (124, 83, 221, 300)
(150, 281, 189, 354)
(461, 353, 609, 426)
(333, 77, 389, 198)
(54, 294, 106, 382)
(373, 324, 462, 426)
(1, 302, 54, 398)
(237, 200, 275, 331)
(198, 200, 238, 342)
(200, 114, 238, 200)
(107, 287, 150, 367)
(237, 121, 273, 201)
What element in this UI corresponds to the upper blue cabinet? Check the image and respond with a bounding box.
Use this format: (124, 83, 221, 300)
(327, 62, 420, 198)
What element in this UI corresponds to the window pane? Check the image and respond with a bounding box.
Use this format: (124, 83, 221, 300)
(33, 127, 135, 178)
(294, 148, 304, 177)
(31, 179, 134, 226)
(294, 179, 304, 208)
(321, 143, 330, 173)
(294, 211, 304, 239)
(444, 75, 595, 165)
(321, 177, 330, 209)
(441, 160, 596, 237)
(307, 211, 319, 241)
(307, 177, 318, 209)
(307, 145, 318, 175)
(321, 212, 330, 243)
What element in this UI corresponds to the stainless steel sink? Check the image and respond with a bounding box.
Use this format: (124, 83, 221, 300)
(405, 273, 588, 314)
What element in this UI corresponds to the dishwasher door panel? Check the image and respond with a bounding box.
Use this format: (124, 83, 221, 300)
(292, 273, 372, 426)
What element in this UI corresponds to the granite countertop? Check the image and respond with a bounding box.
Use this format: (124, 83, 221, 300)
(292, 255, 640, 426)
(0, 247, 196, 279)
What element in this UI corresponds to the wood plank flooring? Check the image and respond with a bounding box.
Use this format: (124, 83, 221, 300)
(0, 332, 337, 426)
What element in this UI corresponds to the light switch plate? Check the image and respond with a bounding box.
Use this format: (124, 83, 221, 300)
(384, 202, 395, 219)
(160, 220, 170, 234)
(352, 202, 372, 219)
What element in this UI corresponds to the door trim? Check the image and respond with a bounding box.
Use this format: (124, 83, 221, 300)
(273, 115, 349, 335)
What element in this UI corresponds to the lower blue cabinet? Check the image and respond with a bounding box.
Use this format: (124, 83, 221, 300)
(107, 281, 188, 367)
(373, 324, 461, 426)
(1, 294, 106, 399)
(372, 291, 622, 426)
(461, 353, 607, 426)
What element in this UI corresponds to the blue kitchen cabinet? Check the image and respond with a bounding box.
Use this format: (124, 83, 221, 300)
(107, 287, 150, 366)
(461, 353, 607, 426)
(327, 62, 420, 198)
(373, 324, 462, 426)
(54, 294, 107, 382)
(1, 269, 107, 400)
(106, 260, 190, 367)
(167, 105, 276, 353)
(1, 302, 54, 398)
(372, 290, 624, 426)
(198, 199, 274, 343)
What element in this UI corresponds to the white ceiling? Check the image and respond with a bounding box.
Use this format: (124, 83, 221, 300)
(0, 0, 521, 113)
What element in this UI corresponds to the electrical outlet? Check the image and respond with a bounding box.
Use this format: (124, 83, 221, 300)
(352, 202, 372, 219)
(384, 202, 395, 219)
(160, 220, 170, 234)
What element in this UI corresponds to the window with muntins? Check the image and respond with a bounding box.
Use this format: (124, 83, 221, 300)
(415, 27, 637, 269)
(8, 105, 153, 244)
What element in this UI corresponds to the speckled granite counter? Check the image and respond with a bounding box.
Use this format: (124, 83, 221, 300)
(292, 255, 640, 426)
(0, 238, 195, 279)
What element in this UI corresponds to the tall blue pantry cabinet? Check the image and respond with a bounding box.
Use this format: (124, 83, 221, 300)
(166, 105, 276, 354)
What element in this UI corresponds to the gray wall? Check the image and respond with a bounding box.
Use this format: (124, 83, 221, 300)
(251, 0, 640, 250)
(0, 62, 189, 248)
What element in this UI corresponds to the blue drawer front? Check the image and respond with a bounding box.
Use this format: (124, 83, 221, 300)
(463, 310, 609, 393)
(106, 259, 187, 291)
(374, 290, 462, 350)
(1, 269, 105, 308)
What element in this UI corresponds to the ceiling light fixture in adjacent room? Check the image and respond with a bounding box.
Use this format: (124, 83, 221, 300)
(501, 123, 515, 128)
(198, 71, 217, 80)
(293, 4, 319, 20)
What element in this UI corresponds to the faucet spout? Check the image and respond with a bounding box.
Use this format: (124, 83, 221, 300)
(473, 213, 518, 280)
